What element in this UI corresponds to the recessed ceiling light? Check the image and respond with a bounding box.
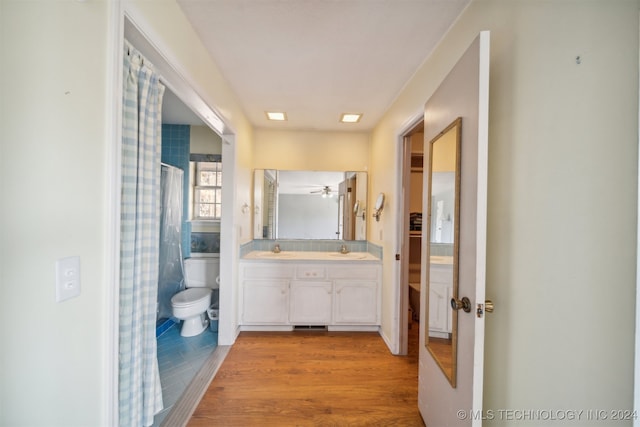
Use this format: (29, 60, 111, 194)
(340, 113, 362, 123)
(266, 111, 287, 121)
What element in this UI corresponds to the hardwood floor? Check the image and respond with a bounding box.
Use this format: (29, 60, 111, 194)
(189, 323, 424, 426)
(426, 337, 454, 382)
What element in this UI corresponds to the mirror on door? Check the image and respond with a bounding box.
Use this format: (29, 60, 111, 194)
(425, 117, 461, 387)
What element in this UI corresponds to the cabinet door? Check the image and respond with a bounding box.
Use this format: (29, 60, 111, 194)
(429, 263, 453, 336)
(241, 280, 288, 324)
(289, 281, 332, 324)
(428, 282, 449, 335)
(333, 280, 379, 324)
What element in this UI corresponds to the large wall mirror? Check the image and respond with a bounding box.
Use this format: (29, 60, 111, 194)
(425, 117, 461, 387)
(253, 170, 368, 240)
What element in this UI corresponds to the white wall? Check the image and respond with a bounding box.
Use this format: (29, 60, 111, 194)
(1, 2, 110, 425)
(278, 194, 340, 239)
(372, 0, 638, 421)
(0, 1, 254, 425)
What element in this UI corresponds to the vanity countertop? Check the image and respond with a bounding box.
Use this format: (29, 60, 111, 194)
(242, 251, 380, 262)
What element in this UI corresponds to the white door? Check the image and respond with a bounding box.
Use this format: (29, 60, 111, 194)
(418, 31, 490, 426)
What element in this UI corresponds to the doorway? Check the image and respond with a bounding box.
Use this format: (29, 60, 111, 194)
(111, 12, 236, 424)
(398, 119, 425, 355)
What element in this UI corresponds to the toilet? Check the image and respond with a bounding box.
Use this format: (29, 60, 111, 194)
(171, 258, 219, 337)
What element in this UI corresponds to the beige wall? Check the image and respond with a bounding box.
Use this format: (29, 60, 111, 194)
(253, 129, 370, 171)
(372, 0, 638, 421)
(191, 125, 222, 154)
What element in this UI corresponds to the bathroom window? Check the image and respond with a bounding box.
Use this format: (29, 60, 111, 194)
(192, 160, 222, 220)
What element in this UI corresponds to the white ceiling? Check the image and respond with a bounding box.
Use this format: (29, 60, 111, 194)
(167, 0, 470, 131)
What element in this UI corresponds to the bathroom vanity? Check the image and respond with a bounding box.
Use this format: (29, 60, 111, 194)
(239, 251, 381, 331)
(428, 258, 454, 338)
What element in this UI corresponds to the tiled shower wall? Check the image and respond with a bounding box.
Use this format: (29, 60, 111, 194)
(161, 124, 191, 258)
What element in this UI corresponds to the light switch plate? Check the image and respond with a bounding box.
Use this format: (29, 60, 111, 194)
(56, 256, 81, 302)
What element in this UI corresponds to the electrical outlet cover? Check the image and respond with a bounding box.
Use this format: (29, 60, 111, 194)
(56, 256, 81, 302)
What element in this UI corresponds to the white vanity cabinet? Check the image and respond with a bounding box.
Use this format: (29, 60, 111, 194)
(330, 265, 380, 326)
(289, 280, 333, 324)
(242, 280, 289, 324)
(238, 258, 381, 331)
(334, 281, 379, 324)
(428, 263, 453, 338)
(239, 263, 294, 325)
(289, 265, 332, 324)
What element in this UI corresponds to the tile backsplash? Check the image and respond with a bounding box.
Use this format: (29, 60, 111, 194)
(191, 232, 221, 255)
(240, 239, 382, 259)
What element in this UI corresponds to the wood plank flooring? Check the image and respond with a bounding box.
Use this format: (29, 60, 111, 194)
(189, 323, 424, 426)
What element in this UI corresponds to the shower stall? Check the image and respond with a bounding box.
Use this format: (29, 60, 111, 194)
(157, 164, 185, 322)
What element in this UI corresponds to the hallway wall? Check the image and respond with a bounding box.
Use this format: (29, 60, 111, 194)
(371, 0, 638, 421)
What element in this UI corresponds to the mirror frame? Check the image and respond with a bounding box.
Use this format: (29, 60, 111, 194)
(425, 117, 462, 387)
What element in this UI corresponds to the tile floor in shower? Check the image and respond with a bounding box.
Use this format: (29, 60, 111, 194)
(153, 320, 218, 426)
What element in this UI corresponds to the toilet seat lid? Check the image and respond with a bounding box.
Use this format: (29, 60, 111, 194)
(171, 288, 211, 307)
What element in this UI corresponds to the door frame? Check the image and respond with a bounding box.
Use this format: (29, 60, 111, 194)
(395, 116, 427, 355)
(634, 10, 640, 424)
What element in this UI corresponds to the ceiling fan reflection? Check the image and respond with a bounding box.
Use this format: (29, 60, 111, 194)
(310, 185, 335, 198)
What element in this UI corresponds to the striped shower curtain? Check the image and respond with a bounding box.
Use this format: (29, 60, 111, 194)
(119, 41, 164, 427)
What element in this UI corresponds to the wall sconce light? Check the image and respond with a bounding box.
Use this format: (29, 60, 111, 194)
(354, 200, 366, 220)
(372, 193, 385, 222)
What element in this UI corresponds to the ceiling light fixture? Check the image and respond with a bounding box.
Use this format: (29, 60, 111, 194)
(340, 113, 362, 123)
(266, 111, 287, 121)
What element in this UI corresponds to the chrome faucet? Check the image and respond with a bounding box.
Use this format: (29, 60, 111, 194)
(272, 243, 281, 253)
(340, 244, 349, 254)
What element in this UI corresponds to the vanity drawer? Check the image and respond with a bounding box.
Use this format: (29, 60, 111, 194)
(295, 265, 327, 279)
(329, 265, 380, 280)
(241, 263, 295, 279)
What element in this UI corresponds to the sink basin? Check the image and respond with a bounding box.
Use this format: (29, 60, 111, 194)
(256, 251, 297, 259)
(327, 252, 368, 260)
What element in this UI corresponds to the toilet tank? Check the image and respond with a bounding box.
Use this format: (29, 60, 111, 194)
(184, 258, 220, 289)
